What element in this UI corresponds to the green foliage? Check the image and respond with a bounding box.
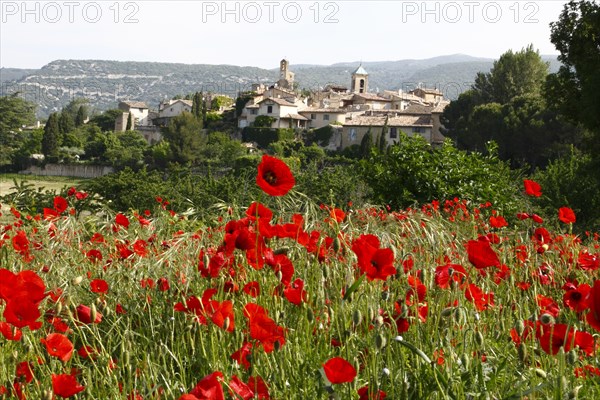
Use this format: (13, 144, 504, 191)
(306, 125, 334, 147)
(125, 112, 133, 131)
(546, 0, 600, 139)
(42, 113, 61, 162)
(235, 91, 256, 117)
(534, 147, 600, 231)
(161, 112, 206, 165)
(361, 134, 523, 212)
(0, 94, 36, 134)
(196, 131, 246, 166)
(89, 109, 124, 132)
(75, 105, 87, 127)
(242, 127, 294, 148)
(253, 115, 276, 128)
(210, 95, 233, 111)
(104, 131, 149, 170)
(473, 44, 548, 104)
(360, 129, 374, 158)
(59, 111, 75, 134)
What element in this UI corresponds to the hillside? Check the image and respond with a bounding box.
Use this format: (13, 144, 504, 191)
(0, 54, 560, 118)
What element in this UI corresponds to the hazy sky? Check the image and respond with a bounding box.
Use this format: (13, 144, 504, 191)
(1, 1, 569, 69)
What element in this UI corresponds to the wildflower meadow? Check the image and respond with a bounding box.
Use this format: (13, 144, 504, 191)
(1, 155, 600, 399)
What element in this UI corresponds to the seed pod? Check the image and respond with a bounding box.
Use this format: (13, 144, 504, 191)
(55, 301, 63, 315)
(539, 313, 555, 325)
(352, 309, 363, 326)
(368, 307, 375, 322)
(375, 333, 387, 350)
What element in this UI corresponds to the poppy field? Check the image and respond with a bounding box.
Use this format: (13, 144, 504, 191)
(1, 155, 600, 399)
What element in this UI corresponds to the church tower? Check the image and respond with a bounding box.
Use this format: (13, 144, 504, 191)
(277, 59, 295, 89)
(351, 64, 369, 94)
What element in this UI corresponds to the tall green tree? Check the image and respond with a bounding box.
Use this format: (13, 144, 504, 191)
(59, 111, 75, 134)
(0, 95, 36, 169)
(360, 128, 374, 158)
(545, 0, 600, 141)
(161, 112, 206, 164)
(42, 113, 61, 161)
(126, 113, 133, 131)
(473, 44, 548, 104)
(75, 105, 87, 127)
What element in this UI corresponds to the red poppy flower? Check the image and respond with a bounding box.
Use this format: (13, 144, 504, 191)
(3, 296, 43, 330)
(577, 252, 600, 271)
(115, 213, 130, 228)
(90, 279, 109, 294)
(323, 357, 357, 384)
(489, 215, 508, 228)
(586, 280, 600, 332)
(243, 281, 260, 298)
(75, 305, 102, 324)
(558, 207, 576, 224)
(243, 303, 286, 353)
(466, 237, 500, 269)
(523, 180, 542, 197)
(283, 278, 307, 305)
(358, 386, 387, 400)
(256, 154, 295, 196)
(352, 234, 397, 281)
(231, 342, 253, 370)
(41, 333, 74, 362)
(563, 283, 591, 313)
(465, 284, 494, 311)
(187, 371, 224, 400)
(16, 361, 34, 384)
(53, 196, 68, 213)
(0, 322, 22, 341)
(247, 376, 270, 399)
(52, 373, 85, 398)
(434, 263, 467, 289)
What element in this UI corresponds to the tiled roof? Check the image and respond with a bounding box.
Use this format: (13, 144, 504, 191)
(120, 101, 148, 109)
(283, 113, 309, 121)
(298, 108, 346, 114)
(353, 65, 368, 75)
(432, 101, 450, 113)
(400, 103, 435, 115)
(353, 93, 391, 102)
(257, 97, 297, 107)
(345, 114, 432, 127)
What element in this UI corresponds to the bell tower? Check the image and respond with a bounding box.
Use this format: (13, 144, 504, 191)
(351, 64, 369, 94)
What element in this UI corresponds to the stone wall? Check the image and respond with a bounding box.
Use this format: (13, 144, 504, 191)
(20, 164, 114, 179)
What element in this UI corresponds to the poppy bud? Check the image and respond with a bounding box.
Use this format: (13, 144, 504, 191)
(441, 307, 453, 318)
(518, 344, 527, 364)
(273, 247, 289, 255)
(375, 333, 387, 350)
(274, 340, 281, 351)
(333, 237, 341, 253)
(90, 304, 98, 324)
(534, 368, 547, 379)
(382, 367, 390, 377)
(72, 276, 83, 285)
(515, 320, 525, 336)
(352, 310, 362, 326)
(368, 307, 375, 322)
(55, 302, 62, 315)
(568, 385, 582, 399)
(381, 291, 390, 301)
(375, 315, 384, 327)
(566, 349, 578, 365)
(42, 389, 53, 400)
(460, 353, 470, 370)
(223, 317, 230, 332)
(475, 331, 484, 346)
(307, 307, 314, 323)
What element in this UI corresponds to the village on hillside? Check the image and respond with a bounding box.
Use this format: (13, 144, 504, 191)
(116, 59, 449, 151)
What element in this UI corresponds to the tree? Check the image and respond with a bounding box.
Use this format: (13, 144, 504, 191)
(360, 128, 374, 158)
(0, 95, 36, 169)
(89, 109, 125, 132)
(42, 113, 61, 161)
(161, 112, 206, 164)
(473, 44, 548, 104)
(59, 111, 74, 134)
(545, 0, 600, 140)
(126, 113, 133, 131)
(75, 105, 87, 127)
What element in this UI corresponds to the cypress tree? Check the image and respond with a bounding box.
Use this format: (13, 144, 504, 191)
(75, 105, 86, 127)
(42, 113, 61, 161)
(126, 112, 133, 131)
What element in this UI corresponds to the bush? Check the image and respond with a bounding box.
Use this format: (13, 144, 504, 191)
(242, 127, 295, 148)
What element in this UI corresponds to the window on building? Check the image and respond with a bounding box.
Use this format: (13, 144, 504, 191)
(349, 128, 357, 142)
(390, 127, 398, 138)
(250, 109, 257, 115)
(324, 114, 330, 120)
(311, 114, 316, 120)
(413, 127, 424, 133)
(170, 108, 173, 112)
(267, 105, 273, 114)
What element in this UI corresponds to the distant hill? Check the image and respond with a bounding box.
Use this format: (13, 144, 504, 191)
(1, 54, 561, 118)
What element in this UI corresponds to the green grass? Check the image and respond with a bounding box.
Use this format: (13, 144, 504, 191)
(0, 173, 83, 196)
